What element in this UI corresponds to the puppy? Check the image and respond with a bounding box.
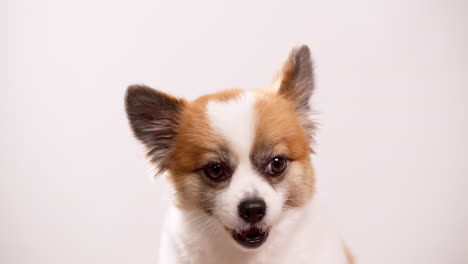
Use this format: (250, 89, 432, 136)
(125, 45, 353, 264)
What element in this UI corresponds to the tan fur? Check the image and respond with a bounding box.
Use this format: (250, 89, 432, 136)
(167, 89, 245, 209)
(253, 91, 315, 207)
(170, 88, 245, 172)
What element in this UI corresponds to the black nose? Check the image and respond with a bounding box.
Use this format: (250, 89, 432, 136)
(238, 198, 266, 224)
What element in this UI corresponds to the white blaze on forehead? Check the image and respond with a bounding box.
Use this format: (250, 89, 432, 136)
(206, 92, 256, 158)
(206, 92, 286, 230)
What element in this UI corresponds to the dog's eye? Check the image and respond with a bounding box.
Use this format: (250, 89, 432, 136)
(265, 156, 288, 176)
(203, 163, 228, 181)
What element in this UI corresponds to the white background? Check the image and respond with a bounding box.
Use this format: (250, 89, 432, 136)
(2, 0, 468, 263)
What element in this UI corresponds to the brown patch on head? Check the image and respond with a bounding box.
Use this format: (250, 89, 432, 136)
(169, 88, 244, 173)
(252, 44, 317, 207)
(125, 85, 245, 212)
(166, 88, 245, 211)
(197, 88, 245, 103)
(251, 91, 315, 207)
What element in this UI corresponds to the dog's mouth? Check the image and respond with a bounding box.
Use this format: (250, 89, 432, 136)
(230, 226, 269, 249)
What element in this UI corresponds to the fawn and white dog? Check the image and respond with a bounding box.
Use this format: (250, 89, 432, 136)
(125, 45, 353, 264)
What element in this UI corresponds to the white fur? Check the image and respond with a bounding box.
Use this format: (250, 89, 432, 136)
(206, 93, 285, 234)
(157, 93, 348, 263)
(206, 92, 256, 159)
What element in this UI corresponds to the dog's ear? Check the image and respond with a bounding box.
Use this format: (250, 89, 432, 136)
(274, 45, 314, 113)
(274, 45, 316, 140)
(125, 85, 186, 174)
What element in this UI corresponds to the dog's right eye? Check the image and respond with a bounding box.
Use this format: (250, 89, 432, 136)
(203, 163, 228, 181)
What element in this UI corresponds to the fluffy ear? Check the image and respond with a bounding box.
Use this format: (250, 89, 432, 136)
(125, 85, 186, 174)
(275, 45, 314, 112)
(274, 45, 316, 140)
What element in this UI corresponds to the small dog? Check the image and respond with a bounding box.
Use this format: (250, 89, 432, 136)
(125, 45, 353, 264)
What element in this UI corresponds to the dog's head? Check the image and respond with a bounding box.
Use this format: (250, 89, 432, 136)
(125, 45, 316, 249)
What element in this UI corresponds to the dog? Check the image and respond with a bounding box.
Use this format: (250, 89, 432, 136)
(125, 45, 354, 264)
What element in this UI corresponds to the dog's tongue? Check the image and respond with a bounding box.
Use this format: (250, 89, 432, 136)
(242, 227, 261, 240)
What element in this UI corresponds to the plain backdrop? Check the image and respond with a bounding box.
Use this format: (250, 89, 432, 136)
(2, 0, 468, 263)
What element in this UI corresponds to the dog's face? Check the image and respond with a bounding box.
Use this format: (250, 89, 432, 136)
(126, 45, 316, 250)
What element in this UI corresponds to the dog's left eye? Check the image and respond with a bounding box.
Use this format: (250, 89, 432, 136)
(203, 163, 228, 181)
(265, 156, 288, 176)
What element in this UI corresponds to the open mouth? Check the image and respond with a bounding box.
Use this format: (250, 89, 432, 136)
(231, 226, 269, 249)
